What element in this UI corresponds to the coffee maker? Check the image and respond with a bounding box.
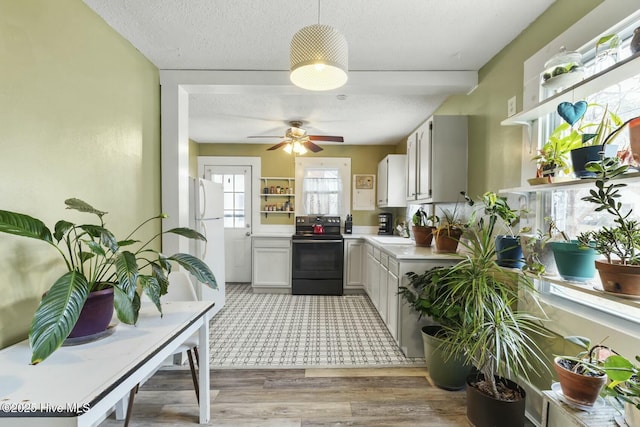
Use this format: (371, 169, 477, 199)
(378, 212, 393, 235)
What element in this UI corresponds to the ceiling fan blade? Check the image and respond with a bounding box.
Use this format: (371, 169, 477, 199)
(308, 135, 344, 143)
(304, 140, 324, 153)
(267, 141, 289, 151)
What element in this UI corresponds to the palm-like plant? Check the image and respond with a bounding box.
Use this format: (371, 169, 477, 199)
(436, 222, 548, 399)
(0, 198, 217, 364)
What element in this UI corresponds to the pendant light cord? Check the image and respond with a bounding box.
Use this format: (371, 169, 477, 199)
(317, 0, 320, 24)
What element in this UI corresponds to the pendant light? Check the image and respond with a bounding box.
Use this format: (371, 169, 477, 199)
(290, 1, 348, 91)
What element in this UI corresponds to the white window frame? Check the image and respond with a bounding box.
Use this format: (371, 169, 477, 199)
(517, 0, 640, 357)
(294, 157, 351, 219)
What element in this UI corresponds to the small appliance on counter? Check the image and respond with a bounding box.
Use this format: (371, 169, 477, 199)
(378, 212, 393, 235)
(344, 214, 353, 234)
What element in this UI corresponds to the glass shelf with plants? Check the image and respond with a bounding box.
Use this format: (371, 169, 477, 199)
(502, 53, 640, 126)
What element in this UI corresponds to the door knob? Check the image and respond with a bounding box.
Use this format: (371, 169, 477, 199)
(245, 232, 251, 236)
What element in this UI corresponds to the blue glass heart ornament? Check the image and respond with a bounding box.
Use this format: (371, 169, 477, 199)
(557, 101, 588, 126)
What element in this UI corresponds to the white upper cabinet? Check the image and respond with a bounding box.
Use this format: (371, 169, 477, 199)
(377, 154, 407, 207)
(406, 115, 468, 203)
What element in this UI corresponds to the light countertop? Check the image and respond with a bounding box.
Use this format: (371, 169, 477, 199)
(345, 234, 461, 261)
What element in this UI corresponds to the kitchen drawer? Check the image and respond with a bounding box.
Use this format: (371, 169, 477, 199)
(253, 237, 291, 249)
(388, 258, 399, 277)
(373, 247, 381, 261)
(366, 243, 374, 256)
(380, 252, 389, 269)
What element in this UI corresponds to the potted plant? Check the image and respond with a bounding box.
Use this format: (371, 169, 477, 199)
(399, 266, 472, 390)
(0, 198, 217, 364)
(576, 156, 640, 296)
(553, 336, 609, 407)
(554, 335, 639, 424)
(566, 103, 623, 178)
(436, 217, 548, 426)
(530, 124, 581, 183)
(602, 353, 640, 426)
(411, 207, 436, 247)
(479, 191, 525, 269)
(520, 218, 568, 276)
(433, 191, 472, 253)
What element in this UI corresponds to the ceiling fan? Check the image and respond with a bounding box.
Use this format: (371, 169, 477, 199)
(249, 121, 344, 153)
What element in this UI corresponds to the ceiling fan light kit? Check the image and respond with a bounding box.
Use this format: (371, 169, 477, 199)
(256, 121, 344, 154)
(290, 24, 348, 91)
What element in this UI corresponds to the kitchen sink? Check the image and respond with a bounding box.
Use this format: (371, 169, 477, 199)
(369, 236, 413, 245)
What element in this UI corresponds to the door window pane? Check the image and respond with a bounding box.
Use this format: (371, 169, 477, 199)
(218, 173, 247, 229)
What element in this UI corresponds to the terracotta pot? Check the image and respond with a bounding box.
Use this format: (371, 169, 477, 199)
(466, 373, 526, 427)
(412, 226, 435, 247)
(554, 356, 607, 407)
(434, 227, 463, 253)
(67, 287, 115, 338)
(595, 260, 640, 296)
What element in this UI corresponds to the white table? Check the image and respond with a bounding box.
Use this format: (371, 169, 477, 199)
(0, 300, 214, 426)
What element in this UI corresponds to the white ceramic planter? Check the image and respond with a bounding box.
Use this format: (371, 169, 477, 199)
(625, 401, 640, 427)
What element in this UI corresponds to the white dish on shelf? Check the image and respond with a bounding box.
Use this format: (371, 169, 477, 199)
(551, 382, 604, 411)
(541, 70, 585, 90)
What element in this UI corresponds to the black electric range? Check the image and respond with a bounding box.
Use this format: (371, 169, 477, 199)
(291, 216, 344, 295)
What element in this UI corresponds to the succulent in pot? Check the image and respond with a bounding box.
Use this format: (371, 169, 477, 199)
(576, 157, 640, 295)
(0, 198, 217, 364)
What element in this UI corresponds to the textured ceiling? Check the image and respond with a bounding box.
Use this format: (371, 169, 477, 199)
(83, 0, 555, 145)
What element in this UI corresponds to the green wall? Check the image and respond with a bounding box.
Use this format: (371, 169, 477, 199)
(197, 143, 402, 226)
(436, 0, 603, 196)
(0, 0, 160, 349)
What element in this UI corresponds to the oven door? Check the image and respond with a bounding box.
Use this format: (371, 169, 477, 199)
(292, 239, 344, 280)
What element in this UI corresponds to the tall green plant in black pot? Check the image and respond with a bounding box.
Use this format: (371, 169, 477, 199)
(399, 266, 471, 390)
(436, 221, 548, 427)
(0, 199, 217, 364)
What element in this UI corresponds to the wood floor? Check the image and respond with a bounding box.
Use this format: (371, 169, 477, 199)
(99, 367, 536, 426)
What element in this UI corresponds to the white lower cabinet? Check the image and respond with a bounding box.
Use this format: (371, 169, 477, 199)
(251, 236, 291, 292)
(344, 239, 364, 291)
(360, 239, 458, 357)
(386, 258, 399, 342)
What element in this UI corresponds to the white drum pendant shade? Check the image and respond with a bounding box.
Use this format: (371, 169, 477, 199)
(290, 24, 348, 91)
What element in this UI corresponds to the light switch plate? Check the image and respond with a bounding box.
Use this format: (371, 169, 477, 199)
(507, 96, 517, 117)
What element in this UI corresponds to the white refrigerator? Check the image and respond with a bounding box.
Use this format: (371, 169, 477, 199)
(189, 177, 226, 316)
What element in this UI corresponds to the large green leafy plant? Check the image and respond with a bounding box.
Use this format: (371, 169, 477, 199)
(0, 199, 217, 364)
(436, 215, 548, 400)
(577, 157, 640, 265)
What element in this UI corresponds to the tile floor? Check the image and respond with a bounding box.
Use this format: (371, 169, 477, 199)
(209, 284, 425, 369)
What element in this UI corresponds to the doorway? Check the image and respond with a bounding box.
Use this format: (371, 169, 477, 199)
(204, 164, 254, 283)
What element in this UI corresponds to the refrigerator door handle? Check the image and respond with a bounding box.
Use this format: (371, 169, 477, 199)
(200, 221, 208, 259)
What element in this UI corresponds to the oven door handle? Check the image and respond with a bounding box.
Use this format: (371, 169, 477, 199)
(293, 239, 343, 244)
